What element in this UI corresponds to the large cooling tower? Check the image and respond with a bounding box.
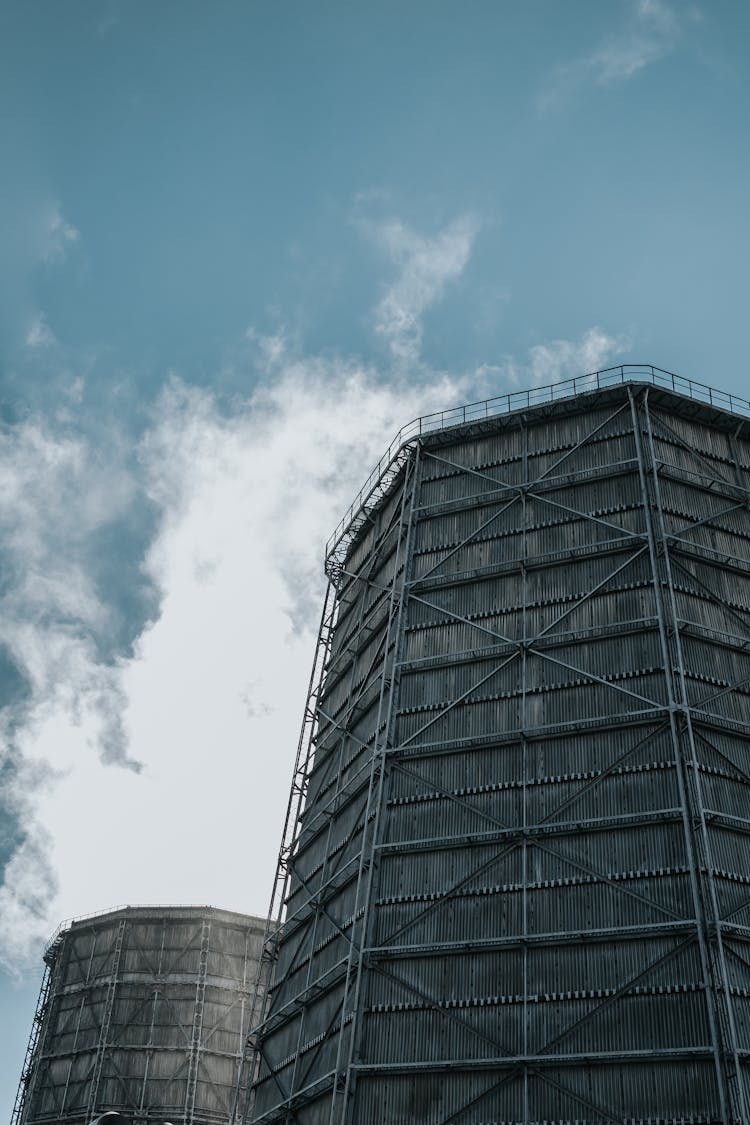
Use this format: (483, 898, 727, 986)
(238, 367, 750, 1124)
(13, 905, 265, 1125)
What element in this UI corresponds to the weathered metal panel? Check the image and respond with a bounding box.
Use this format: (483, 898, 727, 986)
(17, 905, 264, 1125)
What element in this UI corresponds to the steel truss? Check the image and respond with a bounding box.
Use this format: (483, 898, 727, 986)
(241, 381, 750, 1125)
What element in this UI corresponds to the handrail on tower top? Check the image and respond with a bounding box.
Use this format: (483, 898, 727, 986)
(324, 363, 750, 583)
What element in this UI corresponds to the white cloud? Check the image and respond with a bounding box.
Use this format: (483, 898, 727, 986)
(0, 825, 58, 976)
(40, 203, 80, 265)
(0, 358, 468, 968)
(0, 423, 131, 614)
(25, 313, 56, 349)
(244, 326, 289, 372)
(590, 0, 680, 85)
(371, 214, 479, 367)
(0, 420, 138, 968)
(539, 0, 692, 109)
(498, 326, 630, 387)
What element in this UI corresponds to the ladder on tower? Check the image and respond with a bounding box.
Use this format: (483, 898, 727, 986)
(10, 958, 55, 1125)
(232, 580, 338, 1124)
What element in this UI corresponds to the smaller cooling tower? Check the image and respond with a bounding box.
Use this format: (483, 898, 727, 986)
(13, 905, 265, 1125)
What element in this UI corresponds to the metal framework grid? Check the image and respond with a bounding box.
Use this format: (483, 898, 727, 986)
(239, 375, 750, 1124)
(15, 905, 265, 1125)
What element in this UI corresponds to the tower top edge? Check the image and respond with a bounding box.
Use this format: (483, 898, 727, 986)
(44, 903, 266, 958)
(324, 363, 750, 582)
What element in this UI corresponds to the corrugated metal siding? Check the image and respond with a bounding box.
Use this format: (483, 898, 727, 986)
(248, 384, 750, 1124)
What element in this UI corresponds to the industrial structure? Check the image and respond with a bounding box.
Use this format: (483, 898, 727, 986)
(13, 904, 265, 1125)
(237, 367, 750, 1124)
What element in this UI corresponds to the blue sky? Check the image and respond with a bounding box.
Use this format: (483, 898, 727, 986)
(2, 0, 750, 1114)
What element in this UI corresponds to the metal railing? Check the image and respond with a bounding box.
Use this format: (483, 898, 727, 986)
(324, 363, 750, 581)
(43, 902, 242, 956)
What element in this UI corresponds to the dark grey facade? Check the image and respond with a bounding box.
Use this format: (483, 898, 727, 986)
(14, 905, 265, 1125)
(239, 371, 750, 1124)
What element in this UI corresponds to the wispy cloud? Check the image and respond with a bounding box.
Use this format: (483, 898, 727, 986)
(492, 326, 630, 387)
(0, 348, 468, 968)
(0, 199, 81, 355)
(0, 825, 58, 975)
(96, 0, 121, 36)
(0, 207, 477, 968)
(539, 0, 693, 110)
(370, 214, 479, 368)
(0, 212, 630, 970)
(40, 203, 80, 265)
(591, 0, 682, 84)
(25, 313, 57, 349)
(0, 420, 140, 765)
(0, 418, 141, 969)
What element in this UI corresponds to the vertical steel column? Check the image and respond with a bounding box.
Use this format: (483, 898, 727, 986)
(519, 417, 529, 1124)
(69, 937, 97, 1115)
(184, 918, 211, 1124)
(642, 390, 749, 1122)
(59, 993, 87, 1115)
(328, 444, 422, 1125)
(730, 422, 748, 494)
(85, 916, 127, 1122)
(628, 386, 732, 1121)
(139, 920, 167, 1118)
